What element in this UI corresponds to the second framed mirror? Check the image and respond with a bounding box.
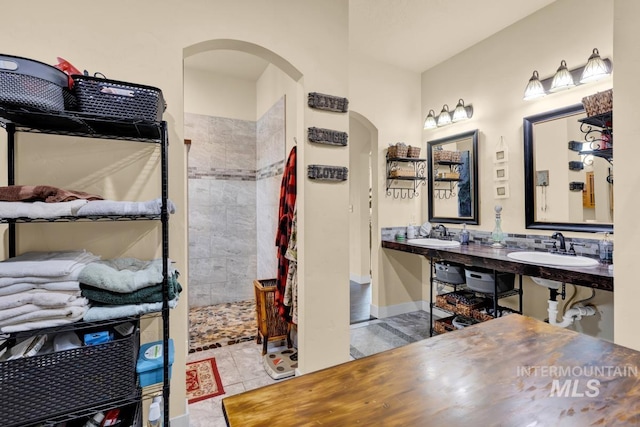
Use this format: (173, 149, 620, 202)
(427, 129, 479, 225)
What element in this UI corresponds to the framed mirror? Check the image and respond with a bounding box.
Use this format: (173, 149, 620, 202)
(524, 104, 613, 232)
(427, 129, 479, 225)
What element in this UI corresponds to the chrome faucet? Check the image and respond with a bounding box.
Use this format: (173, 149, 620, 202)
(433, 224, 448, 239)
(551, 232, 566, 253)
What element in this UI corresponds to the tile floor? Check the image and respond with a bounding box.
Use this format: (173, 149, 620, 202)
(186, 310, 433, 426)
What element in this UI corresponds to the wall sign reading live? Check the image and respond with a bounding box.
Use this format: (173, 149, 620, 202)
(307, 165, 348, 181)
(308, 92, 349, 113)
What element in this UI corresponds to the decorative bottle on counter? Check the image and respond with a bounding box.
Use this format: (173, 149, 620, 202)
(491, 205, 505, 248)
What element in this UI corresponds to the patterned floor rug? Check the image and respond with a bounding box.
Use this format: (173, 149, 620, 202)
(186, 357, 225, 404)
(189, 300, 257, 353)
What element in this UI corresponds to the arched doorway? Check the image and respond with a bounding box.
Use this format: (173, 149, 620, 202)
(183, 40, 302, 352)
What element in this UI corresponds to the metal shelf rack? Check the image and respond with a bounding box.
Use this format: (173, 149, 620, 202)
(0, 106, 171, 427)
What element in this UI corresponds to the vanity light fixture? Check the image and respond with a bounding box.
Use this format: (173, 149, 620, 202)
(523, 48, 612, 100)
(436, 104, 452, 127)
(423, 109, 437, 129)
(523, 71, 546, 100)
(452, 98, 473, 122)
(549, 60, 575, 92)
(580, 48, 610, 83)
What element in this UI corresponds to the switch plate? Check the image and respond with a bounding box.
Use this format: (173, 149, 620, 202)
(536, 170, 549, 186)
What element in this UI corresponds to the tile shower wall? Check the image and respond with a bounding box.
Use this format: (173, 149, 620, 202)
(186, 97, 285, 307)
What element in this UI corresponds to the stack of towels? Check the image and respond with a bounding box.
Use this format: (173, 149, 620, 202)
(80, 258, 181, 322)
(0, 251, 98, 333)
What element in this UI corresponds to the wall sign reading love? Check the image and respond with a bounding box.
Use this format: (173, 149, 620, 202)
(307, 165, 348, 181)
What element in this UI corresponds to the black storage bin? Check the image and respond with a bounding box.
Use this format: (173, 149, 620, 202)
(72, 75, 164, 121)
(464, 266, 515, 294)
(0, 54, 72, 112)
(0, 328, 139, 427)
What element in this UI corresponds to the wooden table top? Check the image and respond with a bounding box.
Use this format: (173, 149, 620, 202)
(222, 315, 640, 426)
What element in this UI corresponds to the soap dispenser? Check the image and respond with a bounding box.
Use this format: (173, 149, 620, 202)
(598, 232, 613, 265)
(459, 224, 470, 245)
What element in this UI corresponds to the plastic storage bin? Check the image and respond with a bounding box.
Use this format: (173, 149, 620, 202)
(434, 262, 466, 284)
(464, 267, 515, 294)
(0, 329, 138, 427)
(0, 53, 72, 112)
(137, 338, 174, 387)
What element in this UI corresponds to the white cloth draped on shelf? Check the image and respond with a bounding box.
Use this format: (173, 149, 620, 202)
(75, 198, 176, 216)
(0, 199, 87, 218)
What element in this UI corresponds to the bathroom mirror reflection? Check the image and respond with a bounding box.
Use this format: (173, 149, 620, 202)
(524, 104, 613, 232)
(427, 129, 479, 225)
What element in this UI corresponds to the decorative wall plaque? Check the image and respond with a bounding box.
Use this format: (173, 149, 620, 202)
(308, 127, 348, 146)
(307, 165, 348, 181)
(308, 92, 349, 113)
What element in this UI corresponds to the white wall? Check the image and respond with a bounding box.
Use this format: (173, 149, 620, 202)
(349, 52, 424, 315)
(613, 0, 640, 351)
(184, 66, 256, 120)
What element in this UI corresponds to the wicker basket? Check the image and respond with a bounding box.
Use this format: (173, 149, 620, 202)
(433, 315, 457, 334)
(435, 290, 488, 317)
(473, 307, 516, 322)
(254, 279, 290, 355)
(407, 146, 421, 158)
(389, 167, 415, 178)
(582, 89, 612, 117)
(388, 144, 409, 159)
(451, 151, 462, 163)
(433, 150, 453, 162)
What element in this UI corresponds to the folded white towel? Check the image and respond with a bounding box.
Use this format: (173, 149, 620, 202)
(0, 199, 87, 219)
(0, 275, 81, 287)
(79, 258, 174, 293)
(0, 304, 40, 322)
(0, 305, 87, 328)
(0, 291, 87, 310)
(0, 281, 80, 296)
(76, 198, 176, 216)
(0, 250, 98, 278)
(83, 297, 178, 322)
(0, 307, 87, 333)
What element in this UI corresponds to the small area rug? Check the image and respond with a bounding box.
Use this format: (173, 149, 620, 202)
(349, 322, 417, 359)
(186, 357, 225, 404)
(189, 300, 257, 353)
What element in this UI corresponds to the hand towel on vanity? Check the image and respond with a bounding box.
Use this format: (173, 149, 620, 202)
(0, 199, 88, 218)
(75, 198, 177, 216)
(79, 258, 175, 293)
(0, 250, 99, 278)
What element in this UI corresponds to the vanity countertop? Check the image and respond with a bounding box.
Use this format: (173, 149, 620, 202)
(382, 239, 613, 291)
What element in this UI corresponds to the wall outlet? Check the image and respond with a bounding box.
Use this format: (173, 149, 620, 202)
(536, 170, 549, 186)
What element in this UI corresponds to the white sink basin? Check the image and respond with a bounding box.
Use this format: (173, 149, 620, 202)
(507, 251, 599, 268)
(407, 238, 461, 248)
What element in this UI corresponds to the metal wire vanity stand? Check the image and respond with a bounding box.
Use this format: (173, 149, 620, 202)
(429, 257, 524, 337)
(0, 106, 171, 427)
